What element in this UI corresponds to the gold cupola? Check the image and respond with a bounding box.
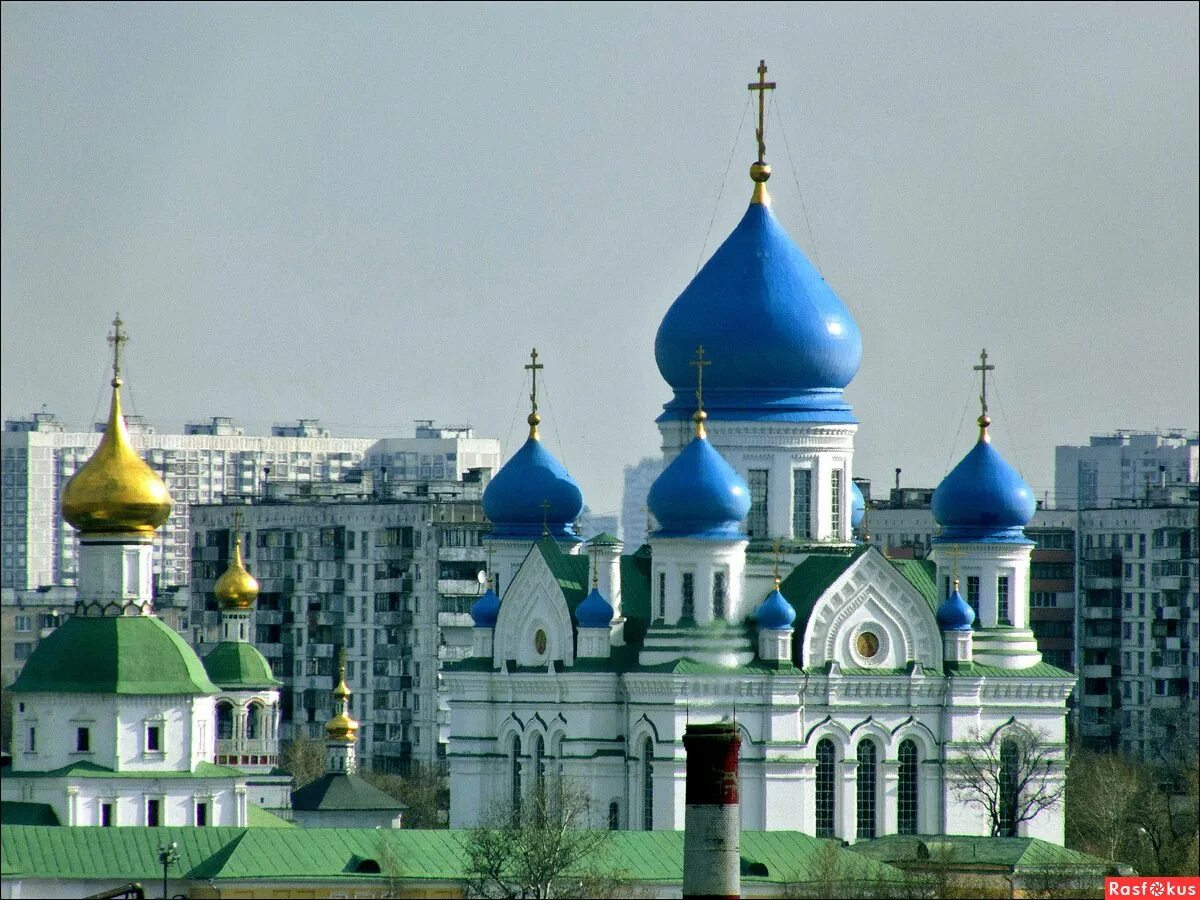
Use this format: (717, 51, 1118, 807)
(214, 516, 259, 611)
(61, 316, 172, 536)
(325, 664, 359, 742)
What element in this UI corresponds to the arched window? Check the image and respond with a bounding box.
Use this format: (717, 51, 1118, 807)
(216, 701, 234, 741)
(510, 736, 522, 820)
(608, 800, 620, 831)
(641, 738, 654, 831)
(898, 739, 919, 835)
(533, 734, 546, 803)
(815, 738, 836, 838)
(856, 740, 878, 840)
(246, 702, 263, 741)
(999, 736, 1019, 837)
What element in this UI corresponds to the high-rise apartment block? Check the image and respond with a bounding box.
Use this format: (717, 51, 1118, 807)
(620, 456, 664, 543)
(189, 473, 492, 774)
(1, 413, 498, 591)
(1055, 430, 1197, 510)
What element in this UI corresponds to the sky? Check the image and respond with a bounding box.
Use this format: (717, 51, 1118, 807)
(3, 2, 1197, 515)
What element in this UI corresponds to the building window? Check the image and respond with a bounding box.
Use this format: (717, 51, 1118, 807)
(100, 802, 114, 827)
(856, 740, 877, 840)
(792, 469, 812, 539)
(510, 736, 522, 819)
(657, 572, 666, 620)
(997, 576, 1011, 625)
(966, 576, 980, 624)
(831, 470, 843, 536)
(681, 573, 695, 621)
(246, 703, 263, 741)
(748, 469, 769, 540)
(146, 724, 163, 753)
(195, 801, 209, 827)
(641, 738, 654, 831)
(815, 739, 836, 838)
(146, 798, 161, 827)
(26, 726, 36, 753)
(14, 614, 31, 632)
(712, 571, 727, 620)
(216, 702, 234, 741)
(608, 800, 620, 831)
(999, 737, 1019, 837)
(898, 739, 919, 835)
(533, 734, 546, 799)
(75, 726, 90, 753)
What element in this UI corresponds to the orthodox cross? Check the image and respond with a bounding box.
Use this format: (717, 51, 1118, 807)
(772, 538, 783, 586)
(231, 509, 243, 554)
(525, 347, 544, 417)
(690, 345, 711, 438)
(541, 498, 551, 537)
(973, 348, 995, 418)
(747, 59, 776, 163)
(485, 543, 494, 593)
(107, 313, 128, 383)
(337, 646, 347, 682)
(948, 544, 962, 588)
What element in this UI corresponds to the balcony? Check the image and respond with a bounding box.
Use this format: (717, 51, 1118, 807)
(1082, 605, 1119, 619)
(438, 578, 483, 596)
(1080, 693, 1113, 708)
(438, 611, 474, 628)
(1082, 664, 1113, 678)
(438, 546, 486, 562)
(1151, 665, 1183, 680)
(1157, 606, 1182, 621)
(1151, 695, 1184, 710)
(1082, 576, 1119, 590)
(1083, 634, 1119, 649)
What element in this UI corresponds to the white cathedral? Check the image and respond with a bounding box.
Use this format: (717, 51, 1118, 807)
(445, 68, 1074, 842)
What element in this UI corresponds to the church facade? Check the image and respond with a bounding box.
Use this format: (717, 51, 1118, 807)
(445, 66, 1074, 843)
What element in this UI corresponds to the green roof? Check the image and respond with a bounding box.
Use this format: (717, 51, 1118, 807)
(291, 773, 408, 812)
(246, 805, 295, 828)
(0, 826, 903, 885)
(10, 615, 217, 696)
(1, 761, 243, 780)
(888, 558, 939, 612)
(202, 641, 281, 689)
(0, 802, 60, 826)
(945, 660, 1076, 679)
(587, 532, 622, 546)
(776, 546, 870, 662)
(851, 835, 1122, 873)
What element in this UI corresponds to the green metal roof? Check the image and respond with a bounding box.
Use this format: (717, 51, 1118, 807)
(202, 641, 281, 689)
(0, 802, 60, 826)
(1, 761, 243, 780)
(10, 615, 217, 696)
(888, 558, 939, 612)
(587, 532, 622, 546)
(291, 773, 407, 812)
(851, 835, 1120, 873)
(246, 805, 294, 828)
(776, 546, 869, 663)
(945, 660, 1075, 679)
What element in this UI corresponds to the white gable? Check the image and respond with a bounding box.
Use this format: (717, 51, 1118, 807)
(492, 549, 575, 668)
(801, 550, 943, 670)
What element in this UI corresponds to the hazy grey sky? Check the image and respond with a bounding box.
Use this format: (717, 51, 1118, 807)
(3, 2, 1197, 513)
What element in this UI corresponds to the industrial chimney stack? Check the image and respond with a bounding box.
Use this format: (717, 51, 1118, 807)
(682, 721, 741, 900)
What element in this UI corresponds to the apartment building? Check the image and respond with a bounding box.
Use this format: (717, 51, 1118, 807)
(1055, 430, 1197, 510)
(188, 474, 491, 774)
(0, 414, 499, 591)
(620, 456, 664, 544)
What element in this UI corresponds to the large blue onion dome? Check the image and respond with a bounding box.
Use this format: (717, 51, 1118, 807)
(932, 416, 1035, 543)
(470, 588, 500, 628)
(648, 419, 751, 540)
(655, 199, 861, 425)
(483, 435, 584, 542)
(755, 583, 796, 631)
(850, 481, 866, 529)
(576, 587, 614, 629)
(936, 582, 975, 631)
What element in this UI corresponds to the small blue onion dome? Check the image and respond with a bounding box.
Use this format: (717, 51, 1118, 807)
(483, 437, 584, 541)
(755, 585, 796, 631)
(576, 587, 614, 629)
(932, 418, 1035, 543)
(850, 481, 866, 529)
(936, 584, 975, 631)
(470, 588, 500, 628)
(655, 201, 861, 424)
(647, 434, 751, 540)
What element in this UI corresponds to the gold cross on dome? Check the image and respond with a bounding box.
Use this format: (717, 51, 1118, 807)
(973, 348, 995, 418)
(948, 544, 962, 588)
(541, 498, 551, 537)
(107, 313, 128, 383)
(772, 538, 783, 586)
(690, 345, 711, 412)
(525, 348, 544, 416)
(747, 59, 776, 163)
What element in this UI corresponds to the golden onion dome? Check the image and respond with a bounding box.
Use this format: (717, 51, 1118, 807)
(325, 670, 359, 741)
(61, 378, 172, 535)
(214, 537, 259, 611)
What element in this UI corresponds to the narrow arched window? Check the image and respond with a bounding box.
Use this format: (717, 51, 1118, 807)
(815, 738, 836, 838)
(641, 738, 654, 830)
(608, 800, 620, 831)
(216, 701, 234, 741)
(898, 739, 919, 835)
(999, 736, 1019, 836)
(856, 740, 877, 839)
(246, 703, 263, 741)
(533, 734, 546, 802)
(510, 736, 522, 820)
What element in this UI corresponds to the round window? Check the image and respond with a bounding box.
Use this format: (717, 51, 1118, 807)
(856, 632, 880, 659)
(534, 629, 548, 655)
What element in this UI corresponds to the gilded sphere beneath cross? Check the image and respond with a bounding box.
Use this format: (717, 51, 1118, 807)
(750, 161, 772, 183)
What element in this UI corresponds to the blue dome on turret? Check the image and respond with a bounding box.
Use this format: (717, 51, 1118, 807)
(576, 587, 614, 629)
(483, 436, 584, 542)
(647, 430, 751, 540)
(655, 199, 861, 424)
(936, 585, 975, 631)
(755, 586, 796, 631)
(850, 481, 865, 529)
(932, 420, 1035, 543)
(470, 588, 500, 628)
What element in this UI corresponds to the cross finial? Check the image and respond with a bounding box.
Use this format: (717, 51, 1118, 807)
(948, 544, 962, 589)
(541, 498, 551, 537)
(337, 646, 347, 682)
(525, 348, 544, 439)
(973, 348, 996, 440)
(689, 345, 711, 438)
(772, 538, 783, 587)
(591, 546, 599, 589)
(748, 59, 776, 164)
(107, 313, 128, 387)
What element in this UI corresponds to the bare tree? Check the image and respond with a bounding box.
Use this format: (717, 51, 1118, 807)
(361, 762, 450, 828)
(278, 734, 326, 788)
(948, 725, 1066, 837)
(1065, 750, 1142, 862)
(464, 779, 625, 899)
